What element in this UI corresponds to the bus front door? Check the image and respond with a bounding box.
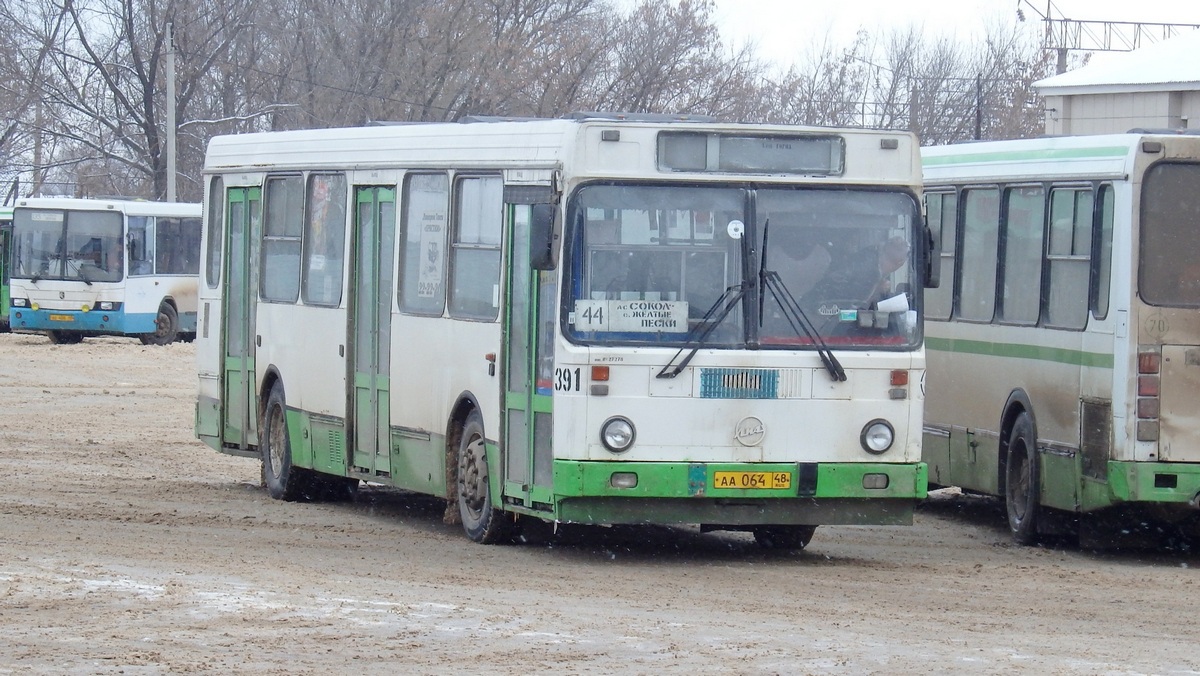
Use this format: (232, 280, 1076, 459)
(222, 187, 260, 449)
(350, 187, 396, 477)
(503, 205, 555, 509)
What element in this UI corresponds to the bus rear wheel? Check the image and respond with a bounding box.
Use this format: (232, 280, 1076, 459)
(140, 303, 178, 345)
(47, 331, 83, 345)
(456, 410, 512, 544)
(753, 525, 817, 551)
(261, 382, 308, 501)
(1005, 412, 1041, 545)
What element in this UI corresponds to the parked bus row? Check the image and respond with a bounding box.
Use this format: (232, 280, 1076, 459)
(11, 120, 1190, 550)
(5, 197, 202, 345)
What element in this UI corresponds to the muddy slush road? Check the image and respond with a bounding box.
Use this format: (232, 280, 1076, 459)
(0, 333, 1198, 675)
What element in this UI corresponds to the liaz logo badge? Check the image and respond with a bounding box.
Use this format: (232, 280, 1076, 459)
(734, 416, 766, 446)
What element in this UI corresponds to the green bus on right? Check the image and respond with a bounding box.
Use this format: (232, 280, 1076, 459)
(922, 132, 1200, 546)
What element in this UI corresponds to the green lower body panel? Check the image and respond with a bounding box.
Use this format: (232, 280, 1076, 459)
(1080, 461, 1200, 513)
(549, 460, 926, 526)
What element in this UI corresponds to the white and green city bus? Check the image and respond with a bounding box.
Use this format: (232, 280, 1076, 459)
(922, 133, 1200, 545)
(196, 115, 936, 548)
(7, 197, 202, 344)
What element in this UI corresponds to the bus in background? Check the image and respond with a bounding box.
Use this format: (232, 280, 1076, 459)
(197, 115, 936, 548)
(922, 133, 1200, 546)
(0, 205, 11, 331)
(7, 197, 202, 345)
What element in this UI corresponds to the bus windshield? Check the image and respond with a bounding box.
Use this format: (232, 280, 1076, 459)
(757, 188, 919, 347)
(12, 208, 124, 283)
(566, 184, 745, 346)
(565, 183, 920, 349)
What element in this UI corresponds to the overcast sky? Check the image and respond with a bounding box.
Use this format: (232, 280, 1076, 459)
(708, 0, 1200, 70)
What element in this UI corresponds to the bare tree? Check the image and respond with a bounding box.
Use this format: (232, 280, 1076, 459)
(7, 0, 258, 200)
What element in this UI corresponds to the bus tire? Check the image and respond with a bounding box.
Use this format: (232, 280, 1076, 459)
(1005, 411, 1041, 545)
(753, 525, 817, 551)
(456, 409, 512, 544)
(261, 382, 308, 501)
(140, 303, 178, 346)
(47, 331, 83, 345)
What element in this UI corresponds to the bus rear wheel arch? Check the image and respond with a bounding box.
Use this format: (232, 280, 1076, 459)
(140, 302, 178, 346)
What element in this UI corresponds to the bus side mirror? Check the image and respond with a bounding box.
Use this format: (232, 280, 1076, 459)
(924, 225, 941, 289)
(530, 203, 559, 271)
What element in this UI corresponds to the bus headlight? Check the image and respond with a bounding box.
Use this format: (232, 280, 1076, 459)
(860, 419, 894, 454)
(600, 416, 636, 453)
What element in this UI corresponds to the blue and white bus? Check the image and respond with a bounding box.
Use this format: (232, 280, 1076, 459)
(7, 197, 202, 344)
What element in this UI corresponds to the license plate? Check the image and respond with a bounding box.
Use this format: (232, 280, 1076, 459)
(713, 471, 792, 490)
(49, 314, 73, 322)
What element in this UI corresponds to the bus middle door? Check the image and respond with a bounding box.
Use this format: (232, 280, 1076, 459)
(222, 187, 260, 450)
(349, 187, 396, 477)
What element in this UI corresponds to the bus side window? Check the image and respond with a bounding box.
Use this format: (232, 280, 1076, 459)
(399, 173, 449, 316)
(958, 188, 1000, 322)
(924, 192, 957, 320)
(1044, 187, 1092, 329)
(206, 177, 224, 288)
(261, 175, 304, 303)
(302, 174, 347, 307)
(999, 186, 1045, 325)
(449, 176, 503, 320)
(128, 216, 154, 276)
(1091, 185, 1114, 319)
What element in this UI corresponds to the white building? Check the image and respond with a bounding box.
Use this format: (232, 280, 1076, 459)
(1034, 30, 1200, 135)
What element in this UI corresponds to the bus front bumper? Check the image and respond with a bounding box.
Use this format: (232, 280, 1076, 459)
(9, 307, 156, 335)
(548, 460, 926, 526)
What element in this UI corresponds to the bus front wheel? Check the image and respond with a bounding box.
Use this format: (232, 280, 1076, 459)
(1005, 412, 1041, 545)
(456, 410, 513, 544)
(47, 331, 83, 345)
(753, 525, 817, 551)
(140, 303, 178, 346)
(261, 382, 308, 501)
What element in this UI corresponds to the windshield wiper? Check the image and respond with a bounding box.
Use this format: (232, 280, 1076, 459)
(759, 220, 846, 382)
(656, 283, 746, 379)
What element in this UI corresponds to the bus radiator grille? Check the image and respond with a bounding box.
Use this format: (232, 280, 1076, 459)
(699, 368, 779, 399)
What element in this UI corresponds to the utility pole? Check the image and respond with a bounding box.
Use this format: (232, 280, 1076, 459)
(166, 22, 176, 202)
